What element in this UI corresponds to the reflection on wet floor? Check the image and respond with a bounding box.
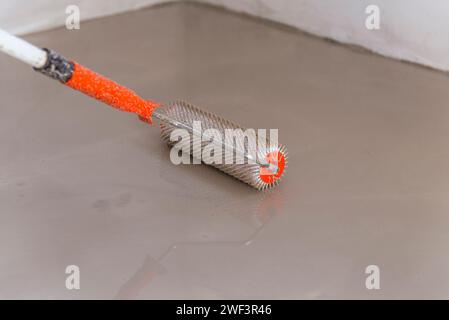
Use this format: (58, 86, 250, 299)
(116, 190, 285, 299)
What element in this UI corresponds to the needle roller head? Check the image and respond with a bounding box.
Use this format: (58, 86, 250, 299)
(153, 101, 288, 190)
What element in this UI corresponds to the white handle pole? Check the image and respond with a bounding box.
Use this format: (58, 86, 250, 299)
(0, 28, 47, 68)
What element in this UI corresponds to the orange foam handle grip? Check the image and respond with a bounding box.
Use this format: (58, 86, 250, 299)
(65, 62, 159, 123)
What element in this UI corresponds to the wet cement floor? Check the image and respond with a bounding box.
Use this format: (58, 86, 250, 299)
(1, 2, 449, 299)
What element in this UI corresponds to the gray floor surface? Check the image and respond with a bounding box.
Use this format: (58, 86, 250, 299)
(1, 3, 449, 299)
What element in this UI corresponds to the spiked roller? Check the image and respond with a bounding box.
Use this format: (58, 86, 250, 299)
(0, 28, 287, 190)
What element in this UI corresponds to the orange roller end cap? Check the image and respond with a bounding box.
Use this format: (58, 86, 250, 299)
(259, 151, 286, 184)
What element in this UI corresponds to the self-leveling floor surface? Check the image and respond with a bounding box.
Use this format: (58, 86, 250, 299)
(2, 3, 449, 299)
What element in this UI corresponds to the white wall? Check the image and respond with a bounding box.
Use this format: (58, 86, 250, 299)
(0, 0, 173, 35)
(198, 0, 449, 71)
(1, 0, 448, 71)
